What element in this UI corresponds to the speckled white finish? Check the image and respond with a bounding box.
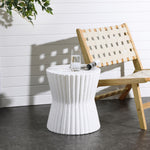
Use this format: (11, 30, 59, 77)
(46, 65, 100, 135)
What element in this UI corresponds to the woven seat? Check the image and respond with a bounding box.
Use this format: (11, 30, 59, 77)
(123, 70, 150, 79)
(76, 23, 150, 130)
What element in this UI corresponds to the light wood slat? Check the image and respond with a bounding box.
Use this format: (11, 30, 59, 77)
(132, 83, 147, 130)
(95, 87, 128, 100)
(119, 84, 132, 100)
(142, 69, 150, 71)
(76, 29, 93, 64)
(143, 102, 150, 110)
(98, 78, 149, 86)
(124, 23, 143, 71)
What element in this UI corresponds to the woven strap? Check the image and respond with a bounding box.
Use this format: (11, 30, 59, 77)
(82, 24, 137, 67)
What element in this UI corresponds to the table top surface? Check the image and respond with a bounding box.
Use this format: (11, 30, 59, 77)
(46, 65, 100, 75)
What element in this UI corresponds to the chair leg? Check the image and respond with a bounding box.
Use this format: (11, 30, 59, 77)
(119, 84, 132, 100)
(132, 83, 147, 130)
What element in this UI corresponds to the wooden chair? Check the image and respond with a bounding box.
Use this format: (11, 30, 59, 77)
(76, 23, 150, 130)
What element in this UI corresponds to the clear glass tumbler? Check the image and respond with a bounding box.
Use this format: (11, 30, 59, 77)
(70, 49, 81, 71)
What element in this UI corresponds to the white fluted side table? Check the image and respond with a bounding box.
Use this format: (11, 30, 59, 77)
(46, 65, 100, 135)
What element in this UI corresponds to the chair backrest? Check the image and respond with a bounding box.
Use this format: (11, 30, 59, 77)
(76, 23, 142, 69)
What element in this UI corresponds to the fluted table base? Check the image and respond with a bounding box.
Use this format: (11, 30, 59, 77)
(46, 65, 100, 135)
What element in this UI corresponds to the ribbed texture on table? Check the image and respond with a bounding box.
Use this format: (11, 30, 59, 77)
(47, 69, 100, 135)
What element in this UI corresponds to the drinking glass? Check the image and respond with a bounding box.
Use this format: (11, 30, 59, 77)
(70, 49, 81, 71)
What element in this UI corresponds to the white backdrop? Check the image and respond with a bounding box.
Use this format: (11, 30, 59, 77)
(0, 0, 150, 107)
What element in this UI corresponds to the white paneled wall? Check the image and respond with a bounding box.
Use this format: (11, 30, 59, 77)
(0, 0, 150, 107)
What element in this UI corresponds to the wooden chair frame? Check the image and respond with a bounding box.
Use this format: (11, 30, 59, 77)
(76, 23, 150, 130)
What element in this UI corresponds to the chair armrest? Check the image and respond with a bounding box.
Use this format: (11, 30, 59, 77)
(98, 78, 149, 86)
(142, 69, 150, 70)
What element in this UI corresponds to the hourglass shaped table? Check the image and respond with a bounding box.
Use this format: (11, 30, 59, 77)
(46, 65, 100, 135)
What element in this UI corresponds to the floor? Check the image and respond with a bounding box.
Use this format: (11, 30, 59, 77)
(0, 98, 150, 150)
